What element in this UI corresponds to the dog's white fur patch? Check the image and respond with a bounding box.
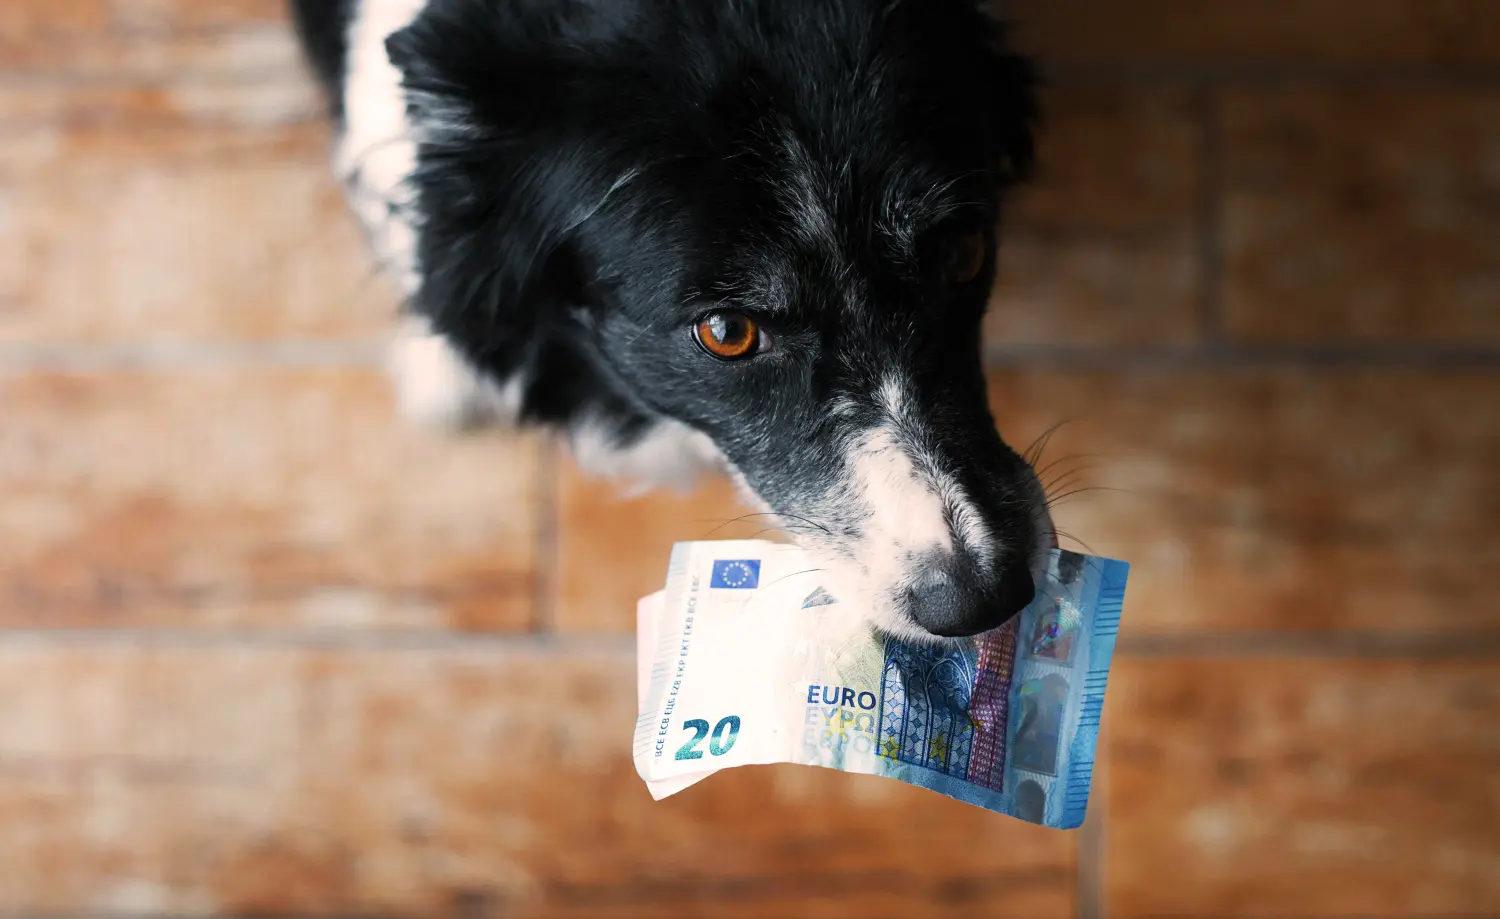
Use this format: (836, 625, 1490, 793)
(388, 317, 523, 429)
(340, 0, 547, 441)
(336, 0, 695, 472)
(338, 0, 428, 295)
(388, 310, 727, 490)
(873, 375, 994, 566)
(570, 417, 726, 495)
(789, 374, 1012, 641)
(848, 423, 954, 556)
(340, 0, 492, 432)
(874, 375, 995, 568)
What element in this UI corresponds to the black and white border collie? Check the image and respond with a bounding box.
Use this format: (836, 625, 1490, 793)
(288, 0, 1051, 642)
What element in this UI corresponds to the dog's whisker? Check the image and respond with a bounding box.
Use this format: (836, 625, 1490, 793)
(1038, 469, 1098, 501)
(1046, 485, 1111, 503)
(1044, 485, 1125, 509)
(1021, 426, 1051, 466)
(773, 513, 834, 536)
(705, 511, 833, 537)
(1042, 476, 1094, 507)
(700, 513, 829, 538)
(1022, 420, 1074, 467)
(1041, 466, 1094, 493)
(1038, 454, 1103, 488)
(748, 527, 808, 541)
(703, 522, 813, 539)
(1033, 451, 1099, 479)
(1050, 528, 1100, 556)
(759, 568, 827, 592)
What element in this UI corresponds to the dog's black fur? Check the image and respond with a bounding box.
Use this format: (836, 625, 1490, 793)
(289, 0, 1048, 641)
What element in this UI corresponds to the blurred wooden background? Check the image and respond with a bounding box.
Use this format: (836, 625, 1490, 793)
(1, 1, 1498, 917)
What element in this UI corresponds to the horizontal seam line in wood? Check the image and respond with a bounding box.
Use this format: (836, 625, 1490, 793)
(0, 342, 387, 373)
(6, 66, 1500, 91)
(0, 70, 313, 85)
(0, 112, 323, 136)
(1040, 62, 1500, 88)
(983, 343, 1500, 370)
(3, 343, 1499, 374)
(0, 22, 291, 44)
(0, 628, 637, 654)
(1119, 631, 1500, 659)
(0, 629, 1496, 659)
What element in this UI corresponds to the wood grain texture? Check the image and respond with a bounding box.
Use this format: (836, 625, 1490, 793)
(1107, 658, 1500, 917)
(0, 369, 543, 632)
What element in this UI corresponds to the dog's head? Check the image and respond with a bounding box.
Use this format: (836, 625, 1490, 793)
(388, 0, 1046, 641)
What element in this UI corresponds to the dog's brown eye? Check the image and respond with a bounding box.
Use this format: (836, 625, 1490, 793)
(943, 230, 989, 285)
(695, 311, 762, 360)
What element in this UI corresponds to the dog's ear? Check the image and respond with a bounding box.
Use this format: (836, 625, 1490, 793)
(980, 23, 1039, 186)
(958, 3, 1039, 186)
(881, 0, 1039, 187)
(384, 0, 642, 359)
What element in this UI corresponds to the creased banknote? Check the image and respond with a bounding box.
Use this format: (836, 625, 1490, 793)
(633, 540, 1129, 828)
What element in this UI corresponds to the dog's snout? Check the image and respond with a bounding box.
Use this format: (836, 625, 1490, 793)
(904, 556, 1037, 638)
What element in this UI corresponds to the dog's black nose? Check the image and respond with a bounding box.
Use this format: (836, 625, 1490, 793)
(905, 557, 1037, 638)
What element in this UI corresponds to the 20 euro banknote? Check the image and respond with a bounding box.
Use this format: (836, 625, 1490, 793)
(633, 540, 1129, 828)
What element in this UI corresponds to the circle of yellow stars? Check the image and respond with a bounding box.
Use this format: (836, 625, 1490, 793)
(877, 715, 985, 765)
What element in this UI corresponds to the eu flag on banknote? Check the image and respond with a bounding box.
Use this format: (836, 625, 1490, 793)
(709, 559, 760, 589)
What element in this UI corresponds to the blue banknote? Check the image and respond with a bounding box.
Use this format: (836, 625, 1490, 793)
(633, 540, 1129, 829)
